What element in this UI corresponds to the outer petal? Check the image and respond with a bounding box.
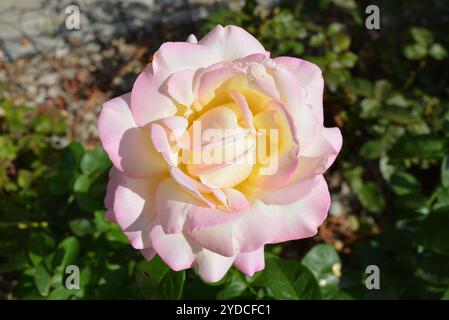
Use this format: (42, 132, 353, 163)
(112, 171, 161, 249)
(274, 57, 324, 123)
(98, 92, 166, 178)
(155, 178, 248, 235)
(140, 247, 156, 261)
(281, 127, 342, 184)
(271, 175, 330, 243)
(188, 200, 282, 257)
(150, 225, 235, 282)
(188, 176, 331, 256)
(131, 64, 178, 126)
(269, 60, 305, 125)
(321, 127, 343, 168)
(104, 167, 119, 222)
(197, 249, 235, 283)
(153, 42, 220, 79)
(257, 174, 325, 206)
(301, 127, 342, 159)
(199, 25, 267, 61)
(150, 225, 198, 271)
(234, 246, 265, 277)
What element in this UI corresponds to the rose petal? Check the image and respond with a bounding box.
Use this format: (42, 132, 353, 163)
(155, 178, 248, 234)
(140, 247, 156, 261)
(197, 249, 235, 283)
(112, 171, 161, 249)
(150, 225, 198, 271)
(104, 167, 120, 222)
(189, 175, 330, 255)
(98, 92, 166, 178)
(199, 25, 267, 61)
(188, 200, 282, 256)
(272, 175, 330, 243)
(274, 57, 324, 123)
(166, 69, 196, 106)
(131, 64, 178, 126)
(230, 90, 255, 132)
(153, 42, 220, 79)
(234, 246, 265, 277)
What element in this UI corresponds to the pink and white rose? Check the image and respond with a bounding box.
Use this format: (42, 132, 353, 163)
(98, 25, 342, 282)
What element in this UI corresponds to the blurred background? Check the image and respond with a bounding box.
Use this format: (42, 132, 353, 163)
(0, 0, 448, 300)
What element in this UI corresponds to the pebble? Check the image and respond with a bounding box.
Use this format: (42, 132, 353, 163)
(38, 73, 59, 86)
(78, 57, 91, 67)
(25, 84, 38, 96)
(55, 47, 70, 59)
(47, 87, 61, 98)
(62, 68, 76, 79)
(86, 43, 101, 53)
(35, 88, 47, 104)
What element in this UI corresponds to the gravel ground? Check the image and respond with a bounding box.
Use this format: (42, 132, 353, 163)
(0, 21, 204, 146)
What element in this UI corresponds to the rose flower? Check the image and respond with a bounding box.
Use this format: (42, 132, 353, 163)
(98, 25, 342, 282)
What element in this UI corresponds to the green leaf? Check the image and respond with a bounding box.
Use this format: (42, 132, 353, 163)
(28, 231, 56, 266)
(332, 34, 351, 52)
(390, 172, 421, 196)
(410, 27, 433, 46)
(49, 171, 74, 195)
(34, 263, 51, 296)
(379, 106, 420, 125)
(61, 142, 84, 171)
(358, 182, 385, 213)
(301, 244, 342, 299)
(442, 287, 449, 300)
(340, 51, 358, 68)
(69, 218, 93, 237)
(332, 0, 357, 10)
(434, 187, 449, 210)
(360, 98, 380, 118)
(75, 193, 103, 213)
(254, 256, 321, 300)
(217, 270, 249, 300)
(80, 148, 111, 176)
(309, 33, 325, 47)
(404, 43, 427, 60)
(390, 135, 445, 160)
(327, 23, 344, 36)
(57, 237, 80, 268)
(360, 140, 383, 159)
(135, 256, 185, 299)
(418, 208, 449, 254)
(374, 80, 392, 100)
(429, 43, 448, 60)
(441, 155, 449, 188)
(73, 175, 91, 193)
(47, 287, 73, 300)
(17, 169, 33, 189)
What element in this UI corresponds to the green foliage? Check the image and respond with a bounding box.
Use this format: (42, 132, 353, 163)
(255, 256, 321, 300)
(135, 256, 185, 299)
